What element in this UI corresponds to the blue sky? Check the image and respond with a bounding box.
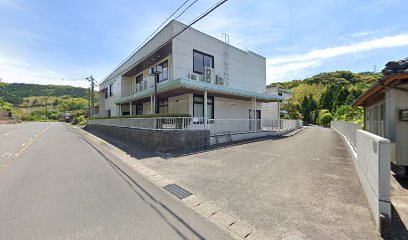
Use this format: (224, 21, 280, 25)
(0, 0, 407, 88)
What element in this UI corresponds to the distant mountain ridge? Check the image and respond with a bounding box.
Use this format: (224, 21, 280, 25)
(0, 82, 90, 105)
(268, 71, 381, 90)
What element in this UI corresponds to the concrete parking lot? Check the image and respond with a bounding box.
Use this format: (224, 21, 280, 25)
(101, 126, 380, 239)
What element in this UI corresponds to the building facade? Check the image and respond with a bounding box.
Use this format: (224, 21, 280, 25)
(262, 87, 292, 120)
(98, 20, 281, 121)
(354, 58, 408, 169)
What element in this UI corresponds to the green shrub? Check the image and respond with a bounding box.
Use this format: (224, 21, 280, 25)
(318, 109, 333, 127)
(76, 115, 87, 126)
(72, 109, 87, 125)
(310, 110, 319, 125)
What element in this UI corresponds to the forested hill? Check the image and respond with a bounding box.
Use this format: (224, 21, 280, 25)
(268, 71, 381, 90)
(0, 82, 89, 105)
(268, 71, 382, 126)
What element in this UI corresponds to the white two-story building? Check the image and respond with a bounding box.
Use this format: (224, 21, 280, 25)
(98, 20, 282, 121)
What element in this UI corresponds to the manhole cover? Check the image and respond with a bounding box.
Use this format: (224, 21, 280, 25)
(163, 184, 192, 199)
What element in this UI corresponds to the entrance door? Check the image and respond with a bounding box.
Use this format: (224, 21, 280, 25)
(249, 110, 261, 130)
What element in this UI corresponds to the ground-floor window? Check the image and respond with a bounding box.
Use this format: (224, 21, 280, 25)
(122, 111, 130, 116)
(136, 103, 143, 115)
(158, 99, 168, 114)
(193, 94, 214, 119)
(106, 109, 111, 117)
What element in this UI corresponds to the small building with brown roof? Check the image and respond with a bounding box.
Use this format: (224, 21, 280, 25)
(354, 58, 408, 169)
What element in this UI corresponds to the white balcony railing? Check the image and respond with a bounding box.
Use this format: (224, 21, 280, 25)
(88, 117, 303, 136)
(134, 80, 148, 93)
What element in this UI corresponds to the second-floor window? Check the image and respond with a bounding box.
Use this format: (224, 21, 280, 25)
(136, 74, 143, 84)
(158, 60, 168, 82)
(109, 84, 113, 97)
(104, 87, 108, 99)
(193, 50, 214, 74)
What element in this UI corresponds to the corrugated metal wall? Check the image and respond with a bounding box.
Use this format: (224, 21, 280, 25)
(385, 86, 408, 166)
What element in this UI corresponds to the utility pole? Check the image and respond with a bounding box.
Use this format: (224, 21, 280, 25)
(86, 75, 96, 117)
(149, 65, 162, 114)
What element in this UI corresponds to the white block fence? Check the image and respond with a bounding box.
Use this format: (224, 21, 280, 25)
(331, 121, 391, 230)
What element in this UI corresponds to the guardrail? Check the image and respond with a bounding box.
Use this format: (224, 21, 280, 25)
(331, 121, 362, 149)
(88, 117, 302, 135)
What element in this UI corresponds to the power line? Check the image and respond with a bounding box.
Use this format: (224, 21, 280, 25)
(175, 0, 199, 20)
(102, 0, 229, 85)
(108, 0, 198, 79)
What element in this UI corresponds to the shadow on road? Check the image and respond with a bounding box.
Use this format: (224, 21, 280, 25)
(391, 163, 408, 190)
(382, 205, 408, 240)
(70, 126, 207, 240)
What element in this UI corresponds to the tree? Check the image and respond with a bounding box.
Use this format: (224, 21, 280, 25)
(280, 99, 302, 119)
(32, 99, 39, 107)
(53, 99, 60, 106)
(291, 83, 326, 105)
(332, 87, 349, 112)
(57, 98, 88, 112)
(301, 95, 311, 122)
(318, 109, 333, 127)
(308, 94, 318, 112)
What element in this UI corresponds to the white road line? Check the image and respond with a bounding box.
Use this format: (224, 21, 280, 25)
(1, 153, 12, 158)
(4, 133, 9, 136)
(0, 123, 53, 172)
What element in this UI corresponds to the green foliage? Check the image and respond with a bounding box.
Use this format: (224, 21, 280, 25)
(301, 95, 311, 122)
(0, 83, 90, 105)
(310, 110, 319, 125)
(0, 99, 14, 112)
(275, 70, 376, 126)
(268, 80, 302, 89)
(318, 109, 333, 127)
(57, 98, 88, 112)
(291, 83, 326, 105)
(333, 105, 364, 126)
(280, 99, 302, 120)
(72, 110, 87, 126)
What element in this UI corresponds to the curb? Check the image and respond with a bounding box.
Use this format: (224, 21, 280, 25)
(69, 125, 273, 240)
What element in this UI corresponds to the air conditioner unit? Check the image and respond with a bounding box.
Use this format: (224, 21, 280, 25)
(204, 67, 215, 83)
(216, 75, 224, 86)
(188, 73, 198, 81)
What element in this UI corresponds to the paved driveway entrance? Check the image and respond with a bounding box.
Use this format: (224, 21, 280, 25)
(138, 126, 380, 239)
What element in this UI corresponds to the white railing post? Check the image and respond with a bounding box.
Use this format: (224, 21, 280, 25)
(204, 90, 208, 130)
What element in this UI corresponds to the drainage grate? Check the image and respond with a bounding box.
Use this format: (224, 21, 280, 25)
(163, 184, 192, 199)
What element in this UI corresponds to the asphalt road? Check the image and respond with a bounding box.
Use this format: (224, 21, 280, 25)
(0, 122, 50, 166)
(137, 126, 381, 239)
(0, 122, 232, 240)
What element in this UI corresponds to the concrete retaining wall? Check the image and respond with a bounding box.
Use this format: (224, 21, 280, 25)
(210, 128, 300, 145)
(332, 122, 392, 230)
(356, 130, 391, 228)
(85, 125, 210, 152)
(331, 121, 361, 149)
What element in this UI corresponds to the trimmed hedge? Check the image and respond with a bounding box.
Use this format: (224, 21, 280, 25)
(90, 113, 191, 120)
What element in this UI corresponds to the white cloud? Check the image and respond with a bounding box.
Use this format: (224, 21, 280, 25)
(267, 34, 408, 83)
(0, 0, 21, 9)
(0, 55, 88, 88)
